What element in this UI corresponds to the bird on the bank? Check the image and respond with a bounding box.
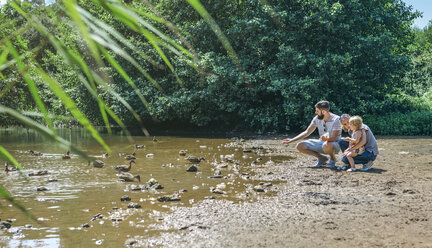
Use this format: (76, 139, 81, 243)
(186, 156, 205, 163)
(89, 160, 105, 168)
(102, 152, 109, 158)
(114, 160, 136, 172)
(125, 152, 136, 160)
(4, 162, 17, 172)
(29, 150, 43, 156)
(179, 150, 187, 156)
(135, 144, 145, 149)
(117, 172, 141, 182)
(152, 136, 158, 142)
(62, 151, 71, 159)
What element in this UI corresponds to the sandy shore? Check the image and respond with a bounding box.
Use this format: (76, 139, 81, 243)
(132, 137, 432, 247)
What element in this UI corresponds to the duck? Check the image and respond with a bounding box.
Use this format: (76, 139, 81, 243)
(28, 170, 49, 176)
(179, 150, 187, 156)
(114, 160, 136, 172)
(135, 144, 145, 149)
(125, 152, 136, 160)
(29, 150, 43, 156)
(4, 162, 17, 172)
(186, 156, 205, 163)
(152, 136, 158, 142)
(102, 153, 109, 158)
(62, 151, 71, 159)
(89, 160, 105, 168)
(117, 172, 141, 182)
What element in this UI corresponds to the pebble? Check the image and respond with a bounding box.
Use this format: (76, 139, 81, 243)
(121, 195, 131, 202)
(186, 165, 198, 172)
(144, 178, 164, 190)
(210, 187, 226, 194)
(253, 185, 265, 192)
(127, 203, 142, 209)
(0, 222, 11, 230)
(157, 192, 181, 202)
(130, 185, 142, 191)
(90, 213, 103, 222)
(37, 187, 48, 191)
(47, 177, 58, 182)
(125, 238, 138, 246)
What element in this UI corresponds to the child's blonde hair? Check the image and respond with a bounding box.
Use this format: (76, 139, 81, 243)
(349, 116, 363, 130)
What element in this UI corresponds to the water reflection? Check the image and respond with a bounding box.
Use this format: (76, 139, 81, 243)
(0, 128, 292, 247)
(8, 238, 60, 248)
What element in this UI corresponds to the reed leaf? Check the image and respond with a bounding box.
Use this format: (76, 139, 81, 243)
(62, 0, 102, 64)
(78, 5, 161, 67)
(0, 50, 8, 80)
(0, 80, 16, 101)
(185, 0, 240, 65)
(91, 0, 184, 87)
(0, 146, 24, 171)
(9, 2, 115, 133)
(34, 66, 111, 153)
(98, 45, 152, 113)
(4, 40, 55, 132)
(87, 27, 163, 91)
(107, 0, 197, 63)
(75, 74, 130, 136)
(91, 71, 143, 124)
(0, 185, 35, 220)
(0, 104, 93, 161)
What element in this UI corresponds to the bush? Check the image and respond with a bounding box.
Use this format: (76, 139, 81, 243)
(365, 110, 432, 136)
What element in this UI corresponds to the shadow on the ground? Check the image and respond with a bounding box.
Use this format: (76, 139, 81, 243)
(305, 166, 387, 174)
(361, 168, 387, 174)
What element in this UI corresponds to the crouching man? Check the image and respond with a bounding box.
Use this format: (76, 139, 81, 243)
(282, 101, 341, 168)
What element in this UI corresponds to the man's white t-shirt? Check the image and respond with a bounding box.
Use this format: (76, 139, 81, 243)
(310, 113, 342, 141)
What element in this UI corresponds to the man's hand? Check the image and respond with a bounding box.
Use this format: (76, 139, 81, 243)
(341, 137, 350, 142)
(320, 135, 328, 141)
(282, 138, 293, 144)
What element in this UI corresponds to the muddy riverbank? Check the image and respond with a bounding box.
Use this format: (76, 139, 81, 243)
(1, 134, 431, 247)
(135, 137, 432, 247)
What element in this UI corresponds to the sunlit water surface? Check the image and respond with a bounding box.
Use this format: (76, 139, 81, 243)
(0, 128, 291, 247)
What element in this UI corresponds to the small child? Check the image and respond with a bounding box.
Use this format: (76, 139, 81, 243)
(341, 116, 365, 172)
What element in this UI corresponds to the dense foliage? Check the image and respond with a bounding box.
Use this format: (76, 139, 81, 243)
(1, 0, 431, 135)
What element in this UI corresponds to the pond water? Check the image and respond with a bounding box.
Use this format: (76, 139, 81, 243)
(0, 128, 290, 247)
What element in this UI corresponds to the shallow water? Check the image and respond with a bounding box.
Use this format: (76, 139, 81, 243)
(0, 129, 289, 247)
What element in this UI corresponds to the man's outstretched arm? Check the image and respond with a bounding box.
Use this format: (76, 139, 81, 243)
(282, 124, 316, 144)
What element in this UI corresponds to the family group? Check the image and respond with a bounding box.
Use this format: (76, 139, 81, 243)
(282, 101, 379, 172)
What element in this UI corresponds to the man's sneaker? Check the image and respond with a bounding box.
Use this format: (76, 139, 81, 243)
(314, 157, 328, 168)
(326, 160, 337, 169)
(359, 161, 374, 171)
(347, 168, 357, 172)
